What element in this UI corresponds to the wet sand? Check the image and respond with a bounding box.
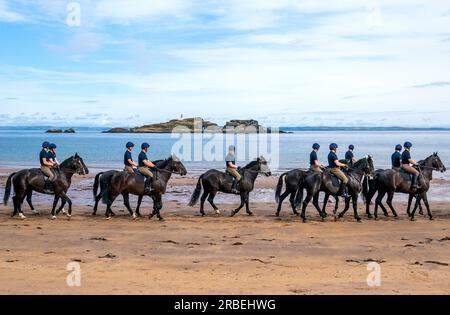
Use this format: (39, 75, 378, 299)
(0, 170, 449, 295)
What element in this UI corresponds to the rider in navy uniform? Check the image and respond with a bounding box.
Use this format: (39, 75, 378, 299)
(401, 142, 420, 190)
(328, 143, 349, 198)
(124, 142, 138, 173)
(138, 143, 157, 193)
(345, 144, 357, 166)
(310, 143, 324, 173)
(40, 141, 56, 193)
(391, 144, 402, 170)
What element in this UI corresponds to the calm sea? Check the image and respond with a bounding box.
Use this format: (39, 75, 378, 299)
(0, 127, 449, 173)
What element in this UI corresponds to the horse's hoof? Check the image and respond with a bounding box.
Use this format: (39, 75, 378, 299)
(201, 213, 206, 217)
(367, 214, 373, 219)
(247, 212, 254, 216)
(51, 215, 57, 220)
(355, 217, 362, 223)
(230, 212, 236, 217)
(32, 210, 40, 215)
(61, 208, 67, 215)
(410, 217, 415, 221)
(383, 213, 389, 217)
(132, 214, 137, 220)
(428, 217, 433, 221)
(275, 212, 280, 217)
(106, 216, 112, 220)
(322, 212, 328, 218)
(19, 213, 27, 220)
(158, 217, 165, 221)
(215, 210, 221, 215)
(419, 211, 424, 216)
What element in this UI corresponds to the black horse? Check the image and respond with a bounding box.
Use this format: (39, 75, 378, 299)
(101, 155, 187, 220)
(368, 153, 446, 220)
(92, 159, 171, 217)
(275, 169, 308, 216)
(3, 154, 89, 219)
(189, 157, 272, 217)
(300, 156, 375, 222)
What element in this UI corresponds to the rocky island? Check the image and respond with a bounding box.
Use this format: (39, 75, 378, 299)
(46, 128, 76, 134)
(104, 118, 287, 134)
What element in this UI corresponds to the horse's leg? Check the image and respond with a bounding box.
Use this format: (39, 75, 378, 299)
(418, 198, 424, 216)
(350, 196, 361, 222)
(149, 195, 157, 219)
(12, 196, 19, 218)
(244, 193, 253, 216)
(155, 195, 164, 221)
(93, 192, 103, 216)
(385, 191, 398, 218)
(407, 194, 414, 217)
(312, 193, 325, 220)
(374, 191, 386, 219)
(338, 197, 351, 220)
(200, 191, 209, 217)
(50, 196, 60, 219)
(365, 189, 376, 219)
(60, 192, 73, 218)
(57, 199, 67, 215)
(422, 193, 432, 220)
(321, 192, 330, 217)
(122, 193, 136, 219)
(231, 194, 245, 217)
(410, 196, 422, 221)
(276, 190, 290, 216)
(207, 190, 220, 215)
(300, 192, 314, 223)
(289, 191, 300, 216)
(26, 190, 37, 214)
(16, 194, 27, 219)
(135, 195, 144, 217)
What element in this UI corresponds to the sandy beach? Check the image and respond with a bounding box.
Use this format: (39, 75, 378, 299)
(0, 169, 449, 295)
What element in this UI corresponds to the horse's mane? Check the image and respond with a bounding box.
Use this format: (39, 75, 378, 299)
(59, 156, 74, 168)
(244, 160, 258, 169)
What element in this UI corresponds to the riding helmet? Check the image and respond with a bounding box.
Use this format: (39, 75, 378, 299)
(126, 142, 135, 148)
(49, 143, 57, 149)
(312, 143, 320, 150)
(349, 144, 355, 150)
(42, 141, 50, 148)
(395, 144, 402, 151)
(329, 143, 338, 150)
(141, 142, 150, 149)
(404, 141, 413, 148)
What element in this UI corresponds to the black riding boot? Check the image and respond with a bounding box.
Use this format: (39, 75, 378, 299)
(44, 179, 54, 194)
(340, 183, 349, 198)
(144, 177, 153, 194)
(231, 179, 239, 194)
(411, 174, 418, 190)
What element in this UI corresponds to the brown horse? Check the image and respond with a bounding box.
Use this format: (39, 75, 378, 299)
(3, 154, 89, 219)
(188, 157, 272, 217)
(370, 153, 446, 220)
(102, 155, 187, 220)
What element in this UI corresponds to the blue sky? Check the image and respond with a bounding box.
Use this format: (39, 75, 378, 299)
(0, 0, 450, 127)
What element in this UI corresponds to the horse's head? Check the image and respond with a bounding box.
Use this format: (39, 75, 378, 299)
(257, 156, 272, 176)
(61, 153, 89, 175)
(353, 156, 374, 175)
(169, 154, 187, 176)
(430, 152, 446, 173)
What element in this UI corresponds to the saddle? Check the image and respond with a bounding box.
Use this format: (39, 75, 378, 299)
(399, 168, 422, 187)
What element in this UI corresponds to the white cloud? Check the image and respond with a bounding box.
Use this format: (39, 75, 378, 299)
(0, 0, 26, 22)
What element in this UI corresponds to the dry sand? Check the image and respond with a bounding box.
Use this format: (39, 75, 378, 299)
(0, 171, 449, 295)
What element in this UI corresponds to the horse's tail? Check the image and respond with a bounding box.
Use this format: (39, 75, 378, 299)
(188, 175, 203, 207)
(3, 173, 16, 206)
(93, 172, 103, 200)
(275, 172, 288, 203)
(293, 174, 305, 209)
(362, 176, 369, 203)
